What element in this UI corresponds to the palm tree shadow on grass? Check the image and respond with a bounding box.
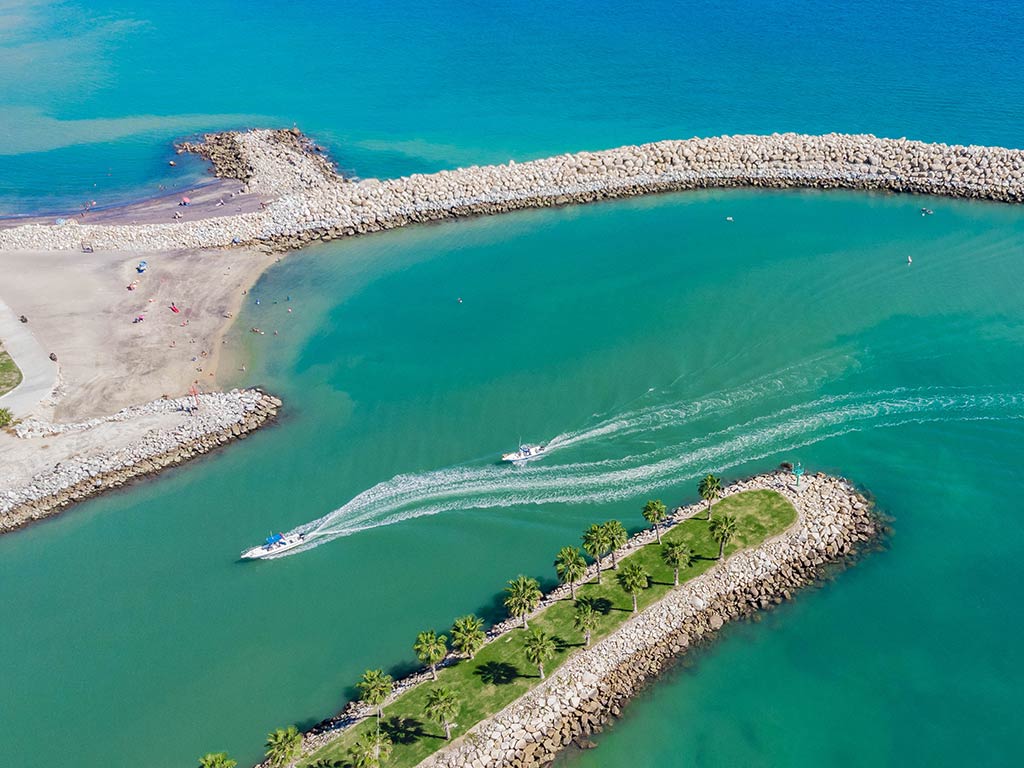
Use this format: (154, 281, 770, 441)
(380, 715, 430, 745)
(579, 596, 613, 615)
(474, 660, 519, 685)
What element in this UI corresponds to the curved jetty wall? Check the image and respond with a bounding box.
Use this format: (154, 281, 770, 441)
(416, 472, 879, 768)
(2, 130, 1024, 253)
(0, 389, 280, 533)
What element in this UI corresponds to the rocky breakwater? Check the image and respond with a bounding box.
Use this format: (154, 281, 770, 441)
(1, 130, 1024, 254)
(418, 471, 881, 768)
(0, 389, 281, 533)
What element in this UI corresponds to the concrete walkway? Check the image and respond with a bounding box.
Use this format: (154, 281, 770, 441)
(0, 298, 56, 418)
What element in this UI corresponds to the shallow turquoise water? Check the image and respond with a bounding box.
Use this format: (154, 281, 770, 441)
(6, 190, 1024, 767)
(2, 2, 1024, 767)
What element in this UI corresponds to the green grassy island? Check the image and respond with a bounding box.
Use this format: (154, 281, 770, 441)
(298, 489, 796, 768)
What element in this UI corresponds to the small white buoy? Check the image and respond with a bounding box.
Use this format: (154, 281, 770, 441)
(457, 297, 463, 304)
(726, 216, 734, 222)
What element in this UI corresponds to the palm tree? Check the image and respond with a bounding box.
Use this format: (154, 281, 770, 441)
(308, 760, 340, 768)
(348, 729, 393, 768)
(602, 520, 628, 569)
(523, 628, 557, 679)
(616, 561, 650, 613)
(582, 524, 612, 584)
(198, 753, 237, 768)
(450, 614, 486, 659)
(356, 669, 393, 719)
(504, 575, 542, 629)
(698, 473, 723, 520)
(661, 541, 694, 586)
(709, 513, 738, 559)
(264, 726, 302, 768)
(413, 630, 448, 681)
(573, 600, 598, 647)
(424, 685, 460, 740)
(554, 546, 588, 599)
(641, 499, 668, 543)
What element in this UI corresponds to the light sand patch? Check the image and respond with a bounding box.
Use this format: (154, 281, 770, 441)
(0, 245, 277, 421)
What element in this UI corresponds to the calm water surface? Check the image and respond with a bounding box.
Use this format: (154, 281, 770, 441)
(1, 2, 1023, 767)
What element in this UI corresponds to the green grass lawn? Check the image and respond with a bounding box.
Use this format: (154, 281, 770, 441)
(0, 343, 22, 399)
(302, 490, 796, 768)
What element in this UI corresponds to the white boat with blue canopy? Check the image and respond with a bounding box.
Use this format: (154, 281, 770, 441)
(241, 531, 306, 560)
(501, 444, 547, 463)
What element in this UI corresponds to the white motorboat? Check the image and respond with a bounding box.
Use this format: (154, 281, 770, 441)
(241, 531, 307, 560)
(502, 444, 547, 463)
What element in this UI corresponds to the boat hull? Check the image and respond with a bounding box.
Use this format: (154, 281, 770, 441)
(241, 534, 306, 560)
(501, 445, 547, 463)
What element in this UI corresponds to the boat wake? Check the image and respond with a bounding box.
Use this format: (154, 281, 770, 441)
(544, 352, 846, 452)
(256, 383, 1024, 558)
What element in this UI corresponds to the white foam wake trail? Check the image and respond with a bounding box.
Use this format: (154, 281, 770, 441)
(545, 353, 846, 452)
(263, 388, 1024, 558)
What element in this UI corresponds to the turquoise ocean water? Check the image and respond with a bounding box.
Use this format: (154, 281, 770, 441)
(2, 2, 1024, 766)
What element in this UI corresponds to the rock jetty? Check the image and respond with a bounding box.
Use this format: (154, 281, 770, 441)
(417, 471, 879, 768)
(0, 389, 280, 533)
(1, 129, 1023, 253)
(278, 470, 879, 768)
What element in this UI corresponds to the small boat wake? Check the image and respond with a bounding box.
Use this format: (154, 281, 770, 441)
(544, 352, 849, 452)
(252, 381, 1024, 559)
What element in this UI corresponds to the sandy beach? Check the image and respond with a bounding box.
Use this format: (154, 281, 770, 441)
(0, 239, 275, 519)
(0, 148, 282, 529)
(0, 176, 265, 230)
(0, 245, 275, 421)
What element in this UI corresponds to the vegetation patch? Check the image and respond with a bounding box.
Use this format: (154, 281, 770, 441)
(274, 489, 796, 768)
(0, 342, 21, 399)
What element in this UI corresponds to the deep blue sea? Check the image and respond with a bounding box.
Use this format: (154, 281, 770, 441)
(2, 0, 1023, 213)
(2, 2, 1024, 767)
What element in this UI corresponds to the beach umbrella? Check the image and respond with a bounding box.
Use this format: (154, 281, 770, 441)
(181, 196, 191, 204)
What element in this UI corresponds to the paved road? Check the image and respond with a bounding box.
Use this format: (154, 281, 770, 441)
(0, 299, 56, 418)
